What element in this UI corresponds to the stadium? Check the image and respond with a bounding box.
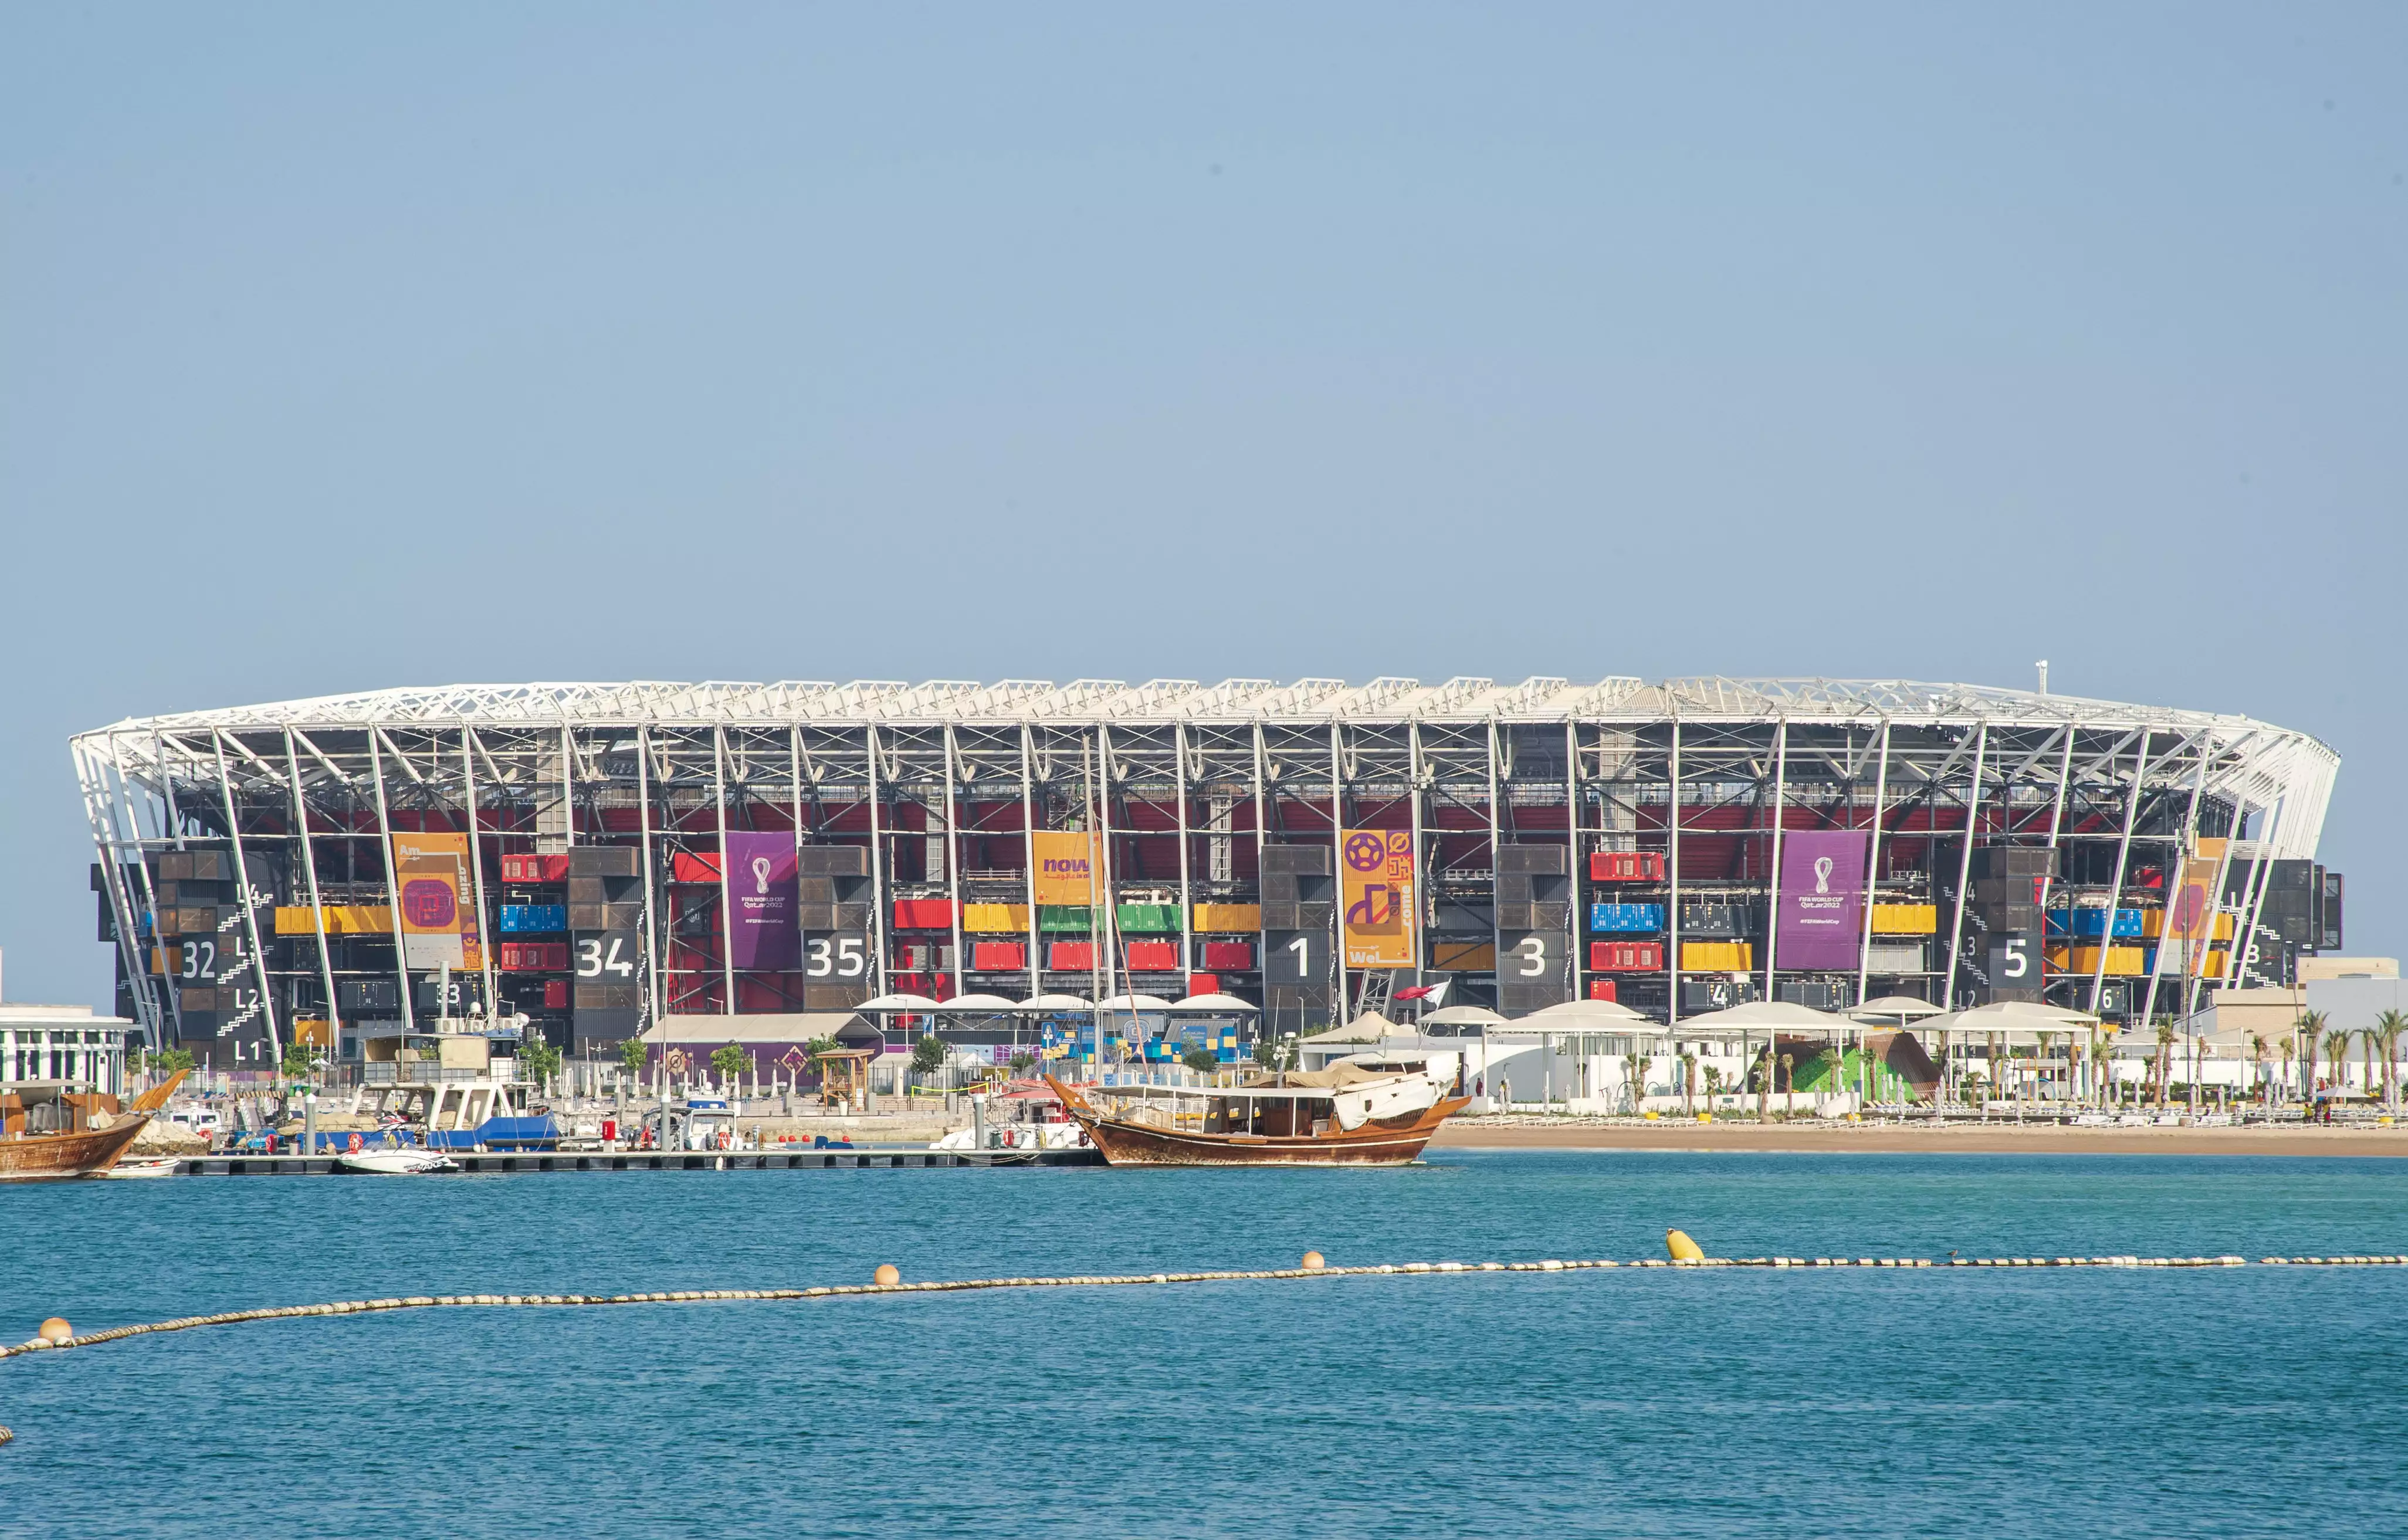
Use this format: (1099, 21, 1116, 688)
(70, 676, 2343, 1071)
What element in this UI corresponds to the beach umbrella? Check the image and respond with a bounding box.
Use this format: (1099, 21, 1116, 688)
(1096, 993, 1175, 1012)
(1852, 995, 1945, 1022)
(929, 993, 1022, 1013)
(1012, 993, 1093, 1012)
(1420, 1005, 1508, 1027)
(1523, 997, 1651, 1024)
(856, 993, 943, 1012)
(1164, 993, 1261, 1013)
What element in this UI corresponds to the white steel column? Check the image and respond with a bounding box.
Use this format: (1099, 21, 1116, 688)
(213, 731, 280, 1062)
(1762, 716, 1790, 1000)
(712, 726, 736, 1016)
(1667, 711, 1682, 1027)
(2089, 731, 2157, 1015)
(638, 726, 662, 1025)
(1940, 723, 1989, 1010)
(1019, 725, 1041, 1002)
(1329, 721, 1348, 1018)
(284, 730, 341, 1054)
(2137, 741, 2212, 1030)
(1174, 722, 1193, 991)
(943, 724, 966, 999)
(368, 727, 415, 1039)
(1566, 720, 1582, 1002)
(865, 724, 892, 1007)
(1854, 718, 1893, 1008)
(76, 740, 162, 1044)
(461, 728, 498, 1025)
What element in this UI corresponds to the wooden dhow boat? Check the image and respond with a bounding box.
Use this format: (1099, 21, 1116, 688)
(1045, 1054, 1468, 1167)
(0, 1069, 186, 1182)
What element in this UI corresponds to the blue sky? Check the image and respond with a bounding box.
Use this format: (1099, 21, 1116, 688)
(3, 3, 2401, 1006)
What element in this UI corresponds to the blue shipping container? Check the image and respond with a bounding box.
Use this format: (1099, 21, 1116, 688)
(1589, 903, 1666, 933)
(499, 904, 567, 934)
(2044, 908, 2143, 939)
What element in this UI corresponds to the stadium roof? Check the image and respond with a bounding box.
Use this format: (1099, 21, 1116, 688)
(69, 676, 2338, 738)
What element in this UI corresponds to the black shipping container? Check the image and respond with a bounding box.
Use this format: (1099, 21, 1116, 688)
(338, 978, 400, 1012)
(1679, 904, 1748, 938)
(1496, 844, 1567, 875)
(567, 844, 639, 878)
(1970, 846, 2058, 880)
(1260, 845, 1330, 875)
(797, 845, 869, 876)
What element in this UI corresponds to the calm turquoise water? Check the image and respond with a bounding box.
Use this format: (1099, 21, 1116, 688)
(3, 1150, 2404, 1538)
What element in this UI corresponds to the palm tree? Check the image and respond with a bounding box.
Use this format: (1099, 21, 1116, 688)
(2091, 1029, 2112, 1110)
(2279, 1036, 2295, 1108)
(1622, 1051, 1649, 1115)
(2374, 1010, 2408, 1115)
(1679, 1051, 1698, 1117)
(2248, 1034, 2269, 1113)
(1780, 1052, 1797, 1116)
(2297, 1010, 2327, 1103)
(2153, 1020, 2176, 1110)
(2326, 1027, 2353, 1107)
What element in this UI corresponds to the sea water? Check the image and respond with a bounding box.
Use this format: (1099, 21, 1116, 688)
(2, 1149, 2403, 1538)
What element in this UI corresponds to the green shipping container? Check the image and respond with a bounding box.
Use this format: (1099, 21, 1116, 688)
(1038, 905, 1093, 932)
(1115, 904, 1180, 933)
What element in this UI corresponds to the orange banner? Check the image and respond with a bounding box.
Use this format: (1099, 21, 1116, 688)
(1341, 828, 1415, 969)
(391, 832, 470, 970)
(2165, 854, 2221, 945)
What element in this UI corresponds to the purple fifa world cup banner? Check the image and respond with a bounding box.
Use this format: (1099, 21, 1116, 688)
(724, 831, 801, 970)
(1775, 830, 1868, 969)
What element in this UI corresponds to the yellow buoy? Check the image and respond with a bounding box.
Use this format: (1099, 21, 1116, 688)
(1301, 1251, 1326, 1271)
(873, 1264, 900, 1286)
(1665, 1230, 1704, 1263)
(38, 1317, 72, 1345)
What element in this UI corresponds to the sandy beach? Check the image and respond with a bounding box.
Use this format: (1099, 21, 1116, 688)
(1431, 1118, 2408, 1158)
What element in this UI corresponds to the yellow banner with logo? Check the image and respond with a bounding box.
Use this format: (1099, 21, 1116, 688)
(1030, 829, 1100, 906)
(1341, 828, 1415, 969)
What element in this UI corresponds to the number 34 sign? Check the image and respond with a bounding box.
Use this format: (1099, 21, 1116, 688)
(576, 931, 642, 980)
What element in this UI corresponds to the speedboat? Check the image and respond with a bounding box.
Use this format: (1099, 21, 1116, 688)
(337, 1148, 457, 1175)
(96, 1155, 183, 1179)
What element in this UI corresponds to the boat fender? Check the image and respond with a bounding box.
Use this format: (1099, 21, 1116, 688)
(1665, 1230, 1705, 1263)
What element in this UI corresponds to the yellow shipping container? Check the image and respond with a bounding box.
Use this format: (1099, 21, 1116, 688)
(274, 905, 394, 935)
(1681, 941, 1754, 972)
(1430, 939, 1496, 972)
(1193, 903, 1262, 932)
(2139, 909, 2236, 941)
(1869, 904, 1938, 934)
(960, 903, 1031, 932)
(2047, 945, 2148, 977)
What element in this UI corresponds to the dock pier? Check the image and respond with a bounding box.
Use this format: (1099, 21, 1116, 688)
(165, 1148, 1103, 1176)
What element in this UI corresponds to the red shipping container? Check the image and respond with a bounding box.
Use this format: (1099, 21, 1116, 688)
(1125, 939, 1179, 972)
(1590, 941, 1663, 971)
(672, 852, 721, 884)
(1201, 940, 1254, 970)
(1048, 941, 1094, 971)
(971, 941, 1025, 972)
(893, 898, 954, 931)
(1187, 973, 1220, 997)
(1587, 979, 1618, 1002)
(543, 979, 568, 1009)
(1588, 852, 1666, 883)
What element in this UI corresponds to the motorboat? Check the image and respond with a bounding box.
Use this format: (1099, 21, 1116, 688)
(96, 1155, 183, 1179)
(337, 1147, 457, 1175)
(1046, 1053, 1468, 1167)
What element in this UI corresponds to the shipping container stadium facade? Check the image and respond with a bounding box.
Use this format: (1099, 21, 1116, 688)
(72, 677, 2342, 1067)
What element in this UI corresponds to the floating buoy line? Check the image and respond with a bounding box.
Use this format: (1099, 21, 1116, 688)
(6, 1240, 2402, 1378)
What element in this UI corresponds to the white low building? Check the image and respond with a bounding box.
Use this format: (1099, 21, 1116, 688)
(0, 1003, 139, 1097)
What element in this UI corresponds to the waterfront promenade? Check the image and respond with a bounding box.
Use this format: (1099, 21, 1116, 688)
(1435, 1115, 2408, 1156)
